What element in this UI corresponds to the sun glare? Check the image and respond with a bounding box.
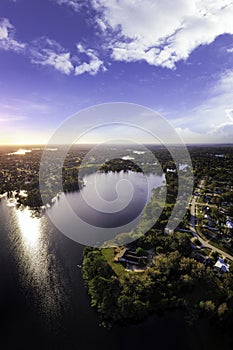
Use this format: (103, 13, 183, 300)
(8, 149, 32, 155)
(16, 208, 41, 249)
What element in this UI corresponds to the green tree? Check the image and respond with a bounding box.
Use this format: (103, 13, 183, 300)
(217, 303, 228, 320)
(199, 300, 215, 316)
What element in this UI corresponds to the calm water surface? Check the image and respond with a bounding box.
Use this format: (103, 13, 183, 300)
(47, 171, 165, 245)
(0, 172, 231, 349)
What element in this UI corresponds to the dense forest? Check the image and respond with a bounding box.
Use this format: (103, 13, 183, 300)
(82, 231, 233, 328)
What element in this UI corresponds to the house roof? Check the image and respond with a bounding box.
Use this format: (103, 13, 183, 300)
(117, 248, 127, 259)
(214, 258, 230, 272)
(226, 220, 233, 228)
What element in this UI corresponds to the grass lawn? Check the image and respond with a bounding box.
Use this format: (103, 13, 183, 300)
(102, 248, 128, 281)
(200, 247, 212, 256)
(102, 248, 146, 282)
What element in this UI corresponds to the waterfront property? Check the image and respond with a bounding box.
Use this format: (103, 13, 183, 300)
(115, 247, 148, 267)
(214, 258, 230, 273)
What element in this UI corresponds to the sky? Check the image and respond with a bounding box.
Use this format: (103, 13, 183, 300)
(0, 0, 233, 144)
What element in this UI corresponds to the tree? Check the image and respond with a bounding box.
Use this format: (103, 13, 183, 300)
(135, 247, 145, 256)
(217, 303, 228, 320)
(156, 246, 163, 254)
(118, 295, 149, 321)
(199, 300, 215, 316)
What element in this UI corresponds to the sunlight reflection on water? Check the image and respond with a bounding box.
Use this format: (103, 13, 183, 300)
(11, 206, 67, 323)
(16, 208, 41, 250)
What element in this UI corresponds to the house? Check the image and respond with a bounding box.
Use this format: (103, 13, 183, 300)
(167, 168, 176, 173)
(115, 248, 147, 266)
(204, 214, 210, 219)
(226, 220, 233, 229)
(214, 258, 230, 273)
(164, 228, 174, 235)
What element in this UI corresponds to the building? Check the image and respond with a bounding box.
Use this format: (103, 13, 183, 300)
(164, 228, 174, 235)
(115, 248, 147, 266)
(226, 220, 233, 229)
(214, 258, 230, 273)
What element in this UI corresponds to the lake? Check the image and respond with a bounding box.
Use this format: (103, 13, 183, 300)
(0, 171, 231, 349)
(46, 171, 166, 246)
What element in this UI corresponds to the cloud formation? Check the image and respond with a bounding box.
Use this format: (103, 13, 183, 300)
(75, 43, 106, 76)
(92, 0, 233, 69)
(3, 0, 233, 76)
(0, 17, 104, 77)
(0, 115, 27, 122)
(55, 0, 83, 11)
(30, 37, 74, 75)
(0, 18, 25, 52)
(30, 39, 105, 76)
(171, 69, 233, 142)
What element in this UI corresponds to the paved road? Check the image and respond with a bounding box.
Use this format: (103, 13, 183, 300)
(189, 180, 233, 262)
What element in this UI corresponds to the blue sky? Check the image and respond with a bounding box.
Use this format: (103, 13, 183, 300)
(0, 0, 233, 144)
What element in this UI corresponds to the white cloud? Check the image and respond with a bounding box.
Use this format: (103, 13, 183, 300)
(0, 19, 8, 40)
(0, 19, 77, 76)
(0, 114, 27, 122)
(55, 0, 83, 11)
(30, 38, 105, 76)
(96, 18, 107, 31)
(91, 0, 233, 69)
(175, 127, 210, 143)
(39, 51, 74, 75)
(30, 38, 74, 75)
(170, 69, 233, 142)
(0, 98, 53, 115)
(75, 43, 106, 75)
(225, 109, 233, 122)
(0, 18, 25, 52)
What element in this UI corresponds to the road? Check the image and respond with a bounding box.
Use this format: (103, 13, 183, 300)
(189, 180, 233, 262)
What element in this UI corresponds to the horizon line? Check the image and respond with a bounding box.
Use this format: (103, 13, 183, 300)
(0, 142, 233, 147)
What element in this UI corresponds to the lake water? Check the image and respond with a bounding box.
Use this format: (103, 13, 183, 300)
(0, 171, 231, 349)
(46, 171, 166, 246)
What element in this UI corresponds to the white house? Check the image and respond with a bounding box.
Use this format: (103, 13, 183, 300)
(214, 258, 230, 273)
